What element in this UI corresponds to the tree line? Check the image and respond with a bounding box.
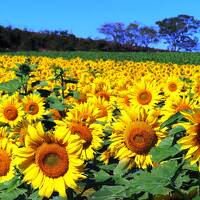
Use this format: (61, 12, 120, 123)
(99, 14, 200, 52)
(0, 14, 199, 52)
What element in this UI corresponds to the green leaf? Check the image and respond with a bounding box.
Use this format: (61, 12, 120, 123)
(91, 185, 129, 200)
(46, 96, 66, 111)
(94, 170, 111, 182)
(192, 196, 200, 200)
(183, 160, 198, 171)
(0, 177, 22, 191)
(169, 126, 186, 135)
(160, 112, 182, 128)
(65, 77, 78, 84)
(150, 136, 181, 162)
(0, 79, 22, 94)
(0, 188, 26, 200)
(113, 158, 129, 176)
(175, 171, 190, 188)
(27, 190, 42, 200)
(130, 160, 179, 195)
(100, 163, 117, 172)
(35, 81, 49, 87)
(69, 90, 80, 100)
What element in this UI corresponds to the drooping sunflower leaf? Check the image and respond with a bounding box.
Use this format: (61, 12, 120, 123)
(150, 136, 181, 162)
(160, 112, 182, 128)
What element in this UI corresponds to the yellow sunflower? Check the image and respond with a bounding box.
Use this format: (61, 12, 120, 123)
(88, 96, 113, 124)
(161, 95, 197, 123)
(12, 120, 30, 145)
(178, 109, 200, 169)
(56, 102, 104, 160)
(110, 107, 166, 169)
(0, 94, 24, 127)
(22, 93, 45, 122)
(162, 75, 183, 97)
(0, 138, 16, 183)
(130, 78, 162, 111)
(15, 122, 86, 198)
(192, 79, 200, 100)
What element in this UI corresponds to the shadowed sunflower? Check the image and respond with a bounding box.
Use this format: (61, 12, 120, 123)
(15, 122, 86, 198)
(178, 109, 200, 169)
(161, 95, 197, 123)
(0, 94, 24, 127)
(0, 138, 16, 183)
(22, 93, 45, 122)
(110, 108, 166, 169)
(130, 78, 162, 111)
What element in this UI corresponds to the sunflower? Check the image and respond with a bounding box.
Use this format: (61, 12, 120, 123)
(192, 79, 200, 100)
(0, 138, 16, 183)
(15, 122, 86, 198)
(56, 101, 100, 126)
(130, 78, 162, 111)
(12, 120, 30, 145)
(178, 109, 200, 169)
(56, 102, 104, 160)
(161, 95, 197, 123)
(109, 107, 166, 169)
(49, 109, 62, 120)
(22, 93, 45, 122)
(162, 75, 184, 97)
(0, 94, 24, 127)
(88, 96, 113, 124)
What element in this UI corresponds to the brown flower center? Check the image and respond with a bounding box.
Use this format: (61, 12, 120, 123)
(124, 95, 130, 106)
(137, 90, 152, 105)
(25, 102, 39, 115)
(96, 91, 110, 101)
(71, 123, 93, 148)
(3, 105, 18, 121)
(168, 82, 177, 92)
(125, 121, 157, 154)
(35, 143, 68, 178)
(50, 109, 61, 120)
(98, 105, 108, 118)
(0, 149, 11, 176)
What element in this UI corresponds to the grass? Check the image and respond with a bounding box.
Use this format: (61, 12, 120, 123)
(1, 51, 200, 65)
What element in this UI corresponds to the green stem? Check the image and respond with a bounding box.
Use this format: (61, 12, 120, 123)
(60, 74, 65, 102)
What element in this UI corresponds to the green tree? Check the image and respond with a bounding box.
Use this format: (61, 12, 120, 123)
(156, 14, 200, 51)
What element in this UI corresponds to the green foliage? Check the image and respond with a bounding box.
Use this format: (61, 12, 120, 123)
(150, 136, 181, 162)
(3, 51, 200, 65)
(46, 95, 68, 111)
(0, 79, 22, 94)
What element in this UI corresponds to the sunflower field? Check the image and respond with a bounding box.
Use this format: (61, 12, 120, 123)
(0, 55, 200, 200)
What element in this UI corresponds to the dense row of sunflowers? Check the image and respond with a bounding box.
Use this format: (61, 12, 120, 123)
(0, 55, 200, 199)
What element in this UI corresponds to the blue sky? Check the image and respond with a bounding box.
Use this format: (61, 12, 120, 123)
(1, 0, 200, 39)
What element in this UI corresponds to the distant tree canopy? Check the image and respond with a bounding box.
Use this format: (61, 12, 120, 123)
(0, 25, 161, 52)
(156, 15, 200, 51)
(99, 22, 159, 48)
(99, 14, 200, 52)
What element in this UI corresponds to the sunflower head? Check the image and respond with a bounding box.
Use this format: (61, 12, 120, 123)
(16, 123, 86, 198)
(110, 107, 166, 169)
